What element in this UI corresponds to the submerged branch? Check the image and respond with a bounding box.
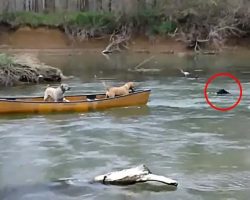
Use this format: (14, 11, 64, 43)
(128, 56, 160, 73)
(134, 56, 155, 70)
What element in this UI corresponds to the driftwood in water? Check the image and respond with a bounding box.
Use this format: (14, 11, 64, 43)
(128, 56, 160, 73)
(93, 164, 178, 186)
(0, 165, 177, 199)
(0, 53, 72, 86)
(55, 165, 178, 187)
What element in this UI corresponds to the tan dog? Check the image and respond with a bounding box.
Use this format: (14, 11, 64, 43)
(105, 82, 135, 98)
(44, 84, 70, 102)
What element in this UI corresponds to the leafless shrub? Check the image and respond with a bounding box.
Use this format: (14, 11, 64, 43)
(165, 0, 250, 52)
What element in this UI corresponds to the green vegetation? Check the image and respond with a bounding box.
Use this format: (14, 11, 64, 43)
(0, 53, 13, 65)
(72, 12, 115, 29)
(129, 8, 177, 34)
(0, 11, 117, 29)
(0, 12, 65, 26)
(0, 10, 177, 35)
(0, 12, 110, 27)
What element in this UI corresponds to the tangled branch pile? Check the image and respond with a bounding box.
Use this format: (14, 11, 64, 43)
(99, 0, 250, 53)
(102, 25, 131, 54)
(0, 53, 66, 86)
(165, 0, 250, 52)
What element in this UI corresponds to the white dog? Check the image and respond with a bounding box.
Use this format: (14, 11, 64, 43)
(43, 84, 70, 102)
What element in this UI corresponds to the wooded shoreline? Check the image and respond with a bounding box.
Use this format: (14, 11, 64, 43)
(0, 0, 249, 53)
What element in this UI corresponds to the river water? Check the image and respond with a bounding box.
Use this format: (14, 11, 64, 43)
(0, 51, 250, 200)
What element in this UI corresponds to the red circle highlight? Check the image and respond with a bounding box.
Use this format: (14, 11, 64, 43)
(204, 72, 243, 112)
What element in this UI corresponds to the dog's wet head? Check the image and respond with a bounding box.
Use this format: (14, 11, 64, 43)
(60, 84, 71, 93)
(216, 89, 230, 95)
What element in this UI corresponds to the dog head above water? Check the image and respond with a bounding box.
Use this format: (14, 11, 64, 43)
(216, 89, 230, 95)
(60, 84, 71, 93)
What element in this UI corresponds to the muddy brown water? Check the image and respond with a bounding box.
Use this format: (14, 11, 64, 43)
(0, 51, 250, 200)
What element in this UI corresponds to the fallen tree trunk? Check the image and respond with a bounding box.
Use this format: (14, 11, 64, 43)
(0, 53, 71, 86)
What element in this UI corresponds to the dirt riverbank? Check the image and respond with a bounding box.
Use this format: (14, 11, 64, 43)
(0, 26, 250, 55)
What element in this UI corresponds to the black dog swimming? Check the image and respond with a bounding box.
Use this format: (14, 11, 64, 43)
(216, 89, 230, 95)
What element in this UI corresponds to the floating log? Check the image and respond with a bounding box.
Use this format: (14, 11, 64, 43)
(93, 164, 178, 186)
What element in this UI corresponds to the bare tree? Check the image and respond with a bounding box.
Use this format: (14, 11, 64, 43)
(78, 0, 89, 11)
(65, 0, 69, 10)
(152, 0, 157, 8)
(108, 0, 112, 12)
(167, 0, 249, 52)
(97, 0, 102, 11)
(23, 0, 29, 11)
(44, 0, 55, 12)
(33, 0, 39, 12)
(137, 0, 146, 10)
